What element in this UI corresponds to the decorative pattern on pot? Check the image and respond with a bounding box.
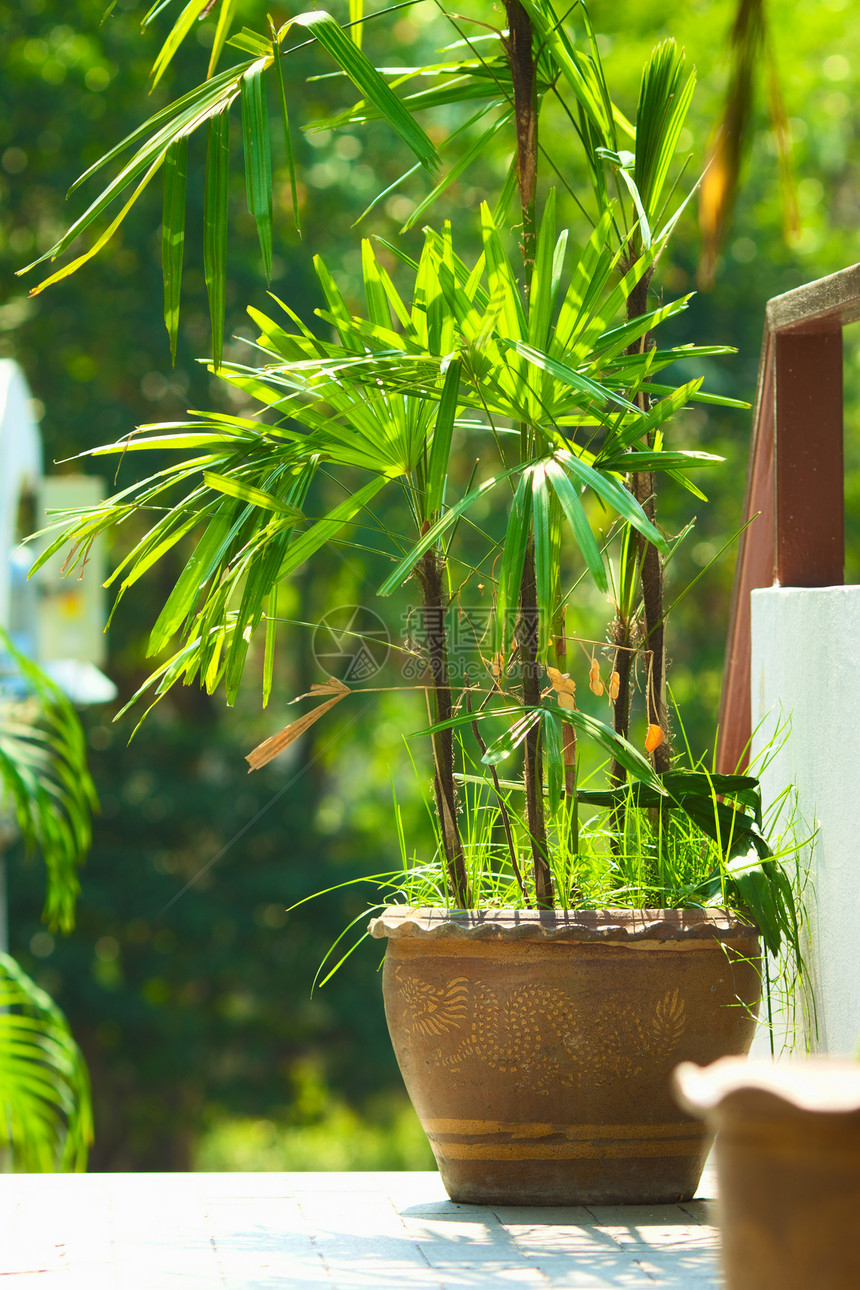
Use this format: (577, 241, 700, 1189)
(371, 907, 761, 1206)
(395, 967, 688, 1091)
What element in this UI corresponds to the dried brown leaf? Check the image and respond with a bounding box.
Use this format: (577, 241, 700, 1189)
(291, 676, 350, 704)
(588, 658, 604, 697)
(546, 665, 576, 697)
(489, 652, 505, 688)
(246, 680, 350, 771)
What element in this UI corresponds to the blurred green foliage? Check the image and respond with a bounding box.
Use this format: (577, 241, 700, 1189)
(2, 0, 859, 1169)
(194, 1057, 434, 1171)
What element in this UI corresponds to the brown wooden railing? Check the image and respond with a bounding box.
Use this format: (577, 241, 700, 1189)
(716, 264, 860, 774)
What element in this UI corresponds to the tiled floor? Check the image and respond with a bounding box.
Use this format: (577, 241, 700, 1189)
(0, 1168, 724, 1288)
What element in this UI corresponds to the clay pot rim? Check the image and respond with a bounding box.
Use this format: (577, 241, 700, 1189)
(368, 904, 758, 943)
(675, 1057, 860, 1118)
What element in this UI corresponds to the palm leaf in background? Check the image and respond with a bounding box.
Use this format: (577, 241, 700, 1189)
(0, 629, 97, 932)
(0, 627, 96, 1168)
(699, 0, 797, 284)
(0, 953, 92, 1172)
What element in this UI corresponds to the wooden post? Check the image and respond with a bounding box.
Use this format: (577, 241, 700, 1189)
(717, 264, 860, 774)
(774, 328, 844, 588)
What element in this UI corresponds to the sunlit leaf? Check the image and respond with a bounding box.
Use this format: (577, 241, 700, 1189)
(425, 358, 462, 520)
(151, 0, 212, 88)
(28, 154, 164, 296)
(556, 449, 668, 554)
(271, 32, 301, 236)
(543, 710, 564, 815)
(402, 110, 512, 231)
(284, 11, 439, 173)
(544, 457, 607, 591)
(531, 463, 553, 658)
(161, 134, 188, 362)
(240, 60, 273, 279)
(204, 105, 231, 368)
(378, 464, 524, 597)
(207, 0, 237, 79)
(201, 473, 306, 517)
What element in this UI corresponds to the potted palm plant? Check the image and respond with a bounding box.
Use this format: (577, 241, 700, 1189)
(20, 0, 804, 1202)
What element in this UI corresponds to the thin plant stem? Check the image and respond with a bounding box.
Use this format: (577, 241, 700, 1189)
(553, 607, 579, 858)
(502, 0, 554, 908)
(519, 541, 554, 907)
(414, 550, 471, 907)
(465, 686, 530, 905)
(504, 0, 539, 292)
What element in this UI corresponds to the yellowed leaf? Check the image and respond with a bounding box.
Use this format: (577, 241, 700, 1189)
(645, 724, 665, 754)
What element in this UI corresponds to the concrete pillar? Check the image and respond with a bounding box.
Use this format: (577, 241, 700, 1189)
(751, 584, 860, 1056)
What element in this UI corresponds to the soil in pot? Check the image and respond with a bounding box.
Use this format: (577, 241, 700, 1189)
(370, 907, 761, 1206)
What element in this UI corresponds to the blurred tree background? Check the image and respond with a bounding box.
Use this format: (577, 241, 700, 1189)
(1, 0, 858, 1170)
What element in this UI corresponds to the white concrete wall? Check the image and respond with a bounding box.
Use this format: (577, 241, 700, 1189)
(0, 360, 42, 632)
(750, 585, 860, 1056)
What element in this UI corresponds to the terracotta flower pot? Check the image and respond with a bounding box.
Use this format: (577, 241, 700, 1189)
(674, 1057, 860, 1290)
(369, 907, 761, 1205)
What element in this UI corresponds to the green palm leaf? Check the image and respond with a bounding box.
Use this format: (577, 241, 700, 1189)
(204, 106, 231, 369)
(634, 40, 695, 228)
(402, 110, 512, 232)
(519, 0, 614, 144)
(379, 465, 524, 597)
(0, 629, 96, 933)
(555, 448, 668, 554)
(425, 358, 462, 521)
(19, 64, 253, 284)
(496, 469, 533, 653)
(530, 462, 554, 657)
(240, 60, 273, 280)
(150, 0, 214, 88)
(207, 0, 238, 78)
(284, 11, 439, 174)
(544, 457, 607, 591)
(0, 954, 92, 1171)
(162, 135, 188, 363)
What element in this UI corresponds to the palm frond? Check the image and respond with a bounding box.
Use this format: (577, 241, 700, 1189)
(0, 954, 92, 1171)
(699, 0, 796, 285)
(0, 629, 96, 932)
